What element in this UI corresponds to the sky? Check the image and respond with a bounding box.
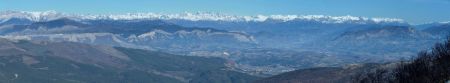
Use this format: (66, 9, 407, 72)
(1, 0, 449, 24)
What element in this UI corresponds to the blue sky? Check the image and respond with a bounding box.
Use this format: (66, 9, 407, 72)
(1, 0, 449, 24)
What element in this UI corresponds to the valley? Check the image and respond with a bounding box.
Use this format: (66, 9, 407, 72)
(0, 11, 449, 82)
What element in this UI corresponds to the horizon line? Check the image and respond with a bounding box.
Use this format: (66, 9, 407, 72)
(1, 10, 448, 24)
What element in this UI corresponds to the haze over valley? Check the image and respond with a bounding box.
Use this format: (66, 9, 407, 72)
(1, 0, 450, 83)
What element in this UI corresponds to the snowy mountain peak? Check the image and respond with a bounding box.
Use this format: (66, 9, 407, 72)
(0, 10, 64, 22)
(438, 21, 450, 24)
(0, 11, 405, 24)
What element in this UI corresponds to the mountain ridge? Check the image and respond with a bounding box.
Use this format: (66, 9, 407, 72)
(0, 11, 406, 24)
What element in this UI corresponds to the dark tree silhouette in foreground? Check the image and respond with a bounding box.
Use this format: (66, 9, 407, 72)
(395, 38, 450, 83)
(356, 38, 450, 83)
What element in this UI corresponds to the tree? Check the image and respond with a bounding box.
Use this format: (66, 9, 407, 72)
(356, 38, 450, 83)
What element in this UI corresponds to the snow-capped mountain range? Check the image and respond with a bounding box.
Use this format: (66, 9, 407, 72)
(0, 10, 405, 24)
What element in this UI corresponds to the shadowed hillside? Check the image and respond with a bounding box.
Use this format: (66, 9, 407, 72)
(253, 63, 395, 83)
(0, 38, 259, 83)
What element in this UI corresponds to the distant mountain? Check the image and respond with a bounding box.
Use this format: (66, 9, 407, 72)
(0, 18, 256, 52)
(423, 22, 450, 38)
(332, 26, 434, 50)
(324, 26, 438, 61)
(414, 21, 450, 30)
(0, 38, 258, 83)
(0, 18, 32, 26)
(336, 26, 428, 40)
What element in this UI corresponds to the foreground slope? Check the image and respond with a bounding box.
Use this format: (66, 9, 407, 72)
(0, 38, 258, 83)
(253, 63, 396, 83)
